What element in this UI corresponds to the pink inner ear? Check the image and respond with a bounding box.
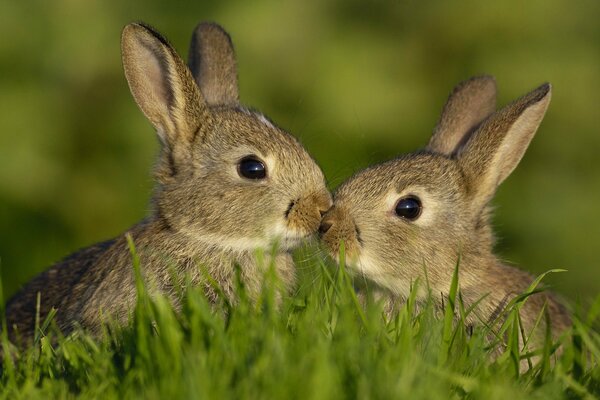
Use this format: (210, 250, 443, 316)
(138, 43, 170, 110)
(492, 101, 548, 185)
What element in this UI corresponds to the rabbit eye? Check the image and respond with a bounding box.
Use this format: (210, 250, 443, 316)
(238, 156, 267, 180)
(395, 196, 422, 221)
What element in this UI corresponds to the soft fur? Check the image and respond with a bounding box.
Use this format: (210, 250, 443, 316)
(5, 22, 331, 345)
(320, 76, 570, 349)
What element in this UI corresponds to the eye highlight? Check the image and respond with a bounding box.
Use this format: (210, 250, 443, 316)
(238, 156, 267, 180)
(395, 196, 422, 221)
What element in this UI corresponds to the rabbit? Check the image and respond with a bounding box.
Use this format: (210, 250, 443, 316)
(4, 22, 332, 346)
(319, 76, 571, 350)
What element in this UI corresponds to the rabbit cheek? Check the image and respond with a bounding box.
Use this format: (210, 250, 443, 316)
(353, 249, 417, 297)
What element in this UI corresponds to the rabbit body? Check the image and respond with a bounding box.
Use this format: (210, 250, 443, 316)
(5, 22, 331, 345)
(320, 77, 570, 347)
(6, 222, 296, 339)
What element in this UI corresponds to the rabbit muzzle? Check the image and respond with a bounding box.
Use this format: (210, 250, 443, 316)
(319, 205, 361, 263)
(281, 189, 332, 248)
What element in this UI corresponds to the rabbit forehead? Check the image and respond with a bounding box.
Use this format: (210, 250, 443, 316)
(202, 108, 324, 183)
(335, 153, 464, 206)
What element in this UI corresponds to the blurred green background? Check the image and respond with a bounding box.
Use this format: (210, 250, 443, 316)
(0, 0, 598, 303)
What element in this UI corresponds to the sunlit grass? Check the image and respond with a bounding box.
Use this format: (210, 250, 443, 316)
(0, 242, 599, 399)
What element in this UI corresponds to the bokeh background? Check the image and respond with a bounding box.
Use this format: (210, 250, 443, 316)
(1, 0, 598, 304)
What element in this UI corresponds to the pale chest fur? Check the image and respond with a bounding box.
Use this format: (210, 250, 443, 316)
(66, 228, 296, 334)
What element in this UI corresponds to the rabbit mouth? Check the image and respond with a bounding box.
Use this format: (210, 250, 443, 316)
(319, 227, 362, 264)
(320, 236, 361, 267)
(270, 218, 321, 251)
(275, 232, 315, 251)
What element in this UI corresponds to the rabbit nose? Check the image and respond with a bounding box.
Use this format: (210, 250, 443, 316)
(319, 219, 333, 235)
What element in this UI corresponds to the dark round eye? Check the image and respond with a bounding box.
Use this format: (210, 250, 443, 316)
(238, 156, 267, 180)
(395, 196, 422, 221)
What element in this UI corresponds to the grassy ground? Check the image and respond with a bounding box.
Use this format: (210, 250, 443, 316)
(0, 243, 598, 399)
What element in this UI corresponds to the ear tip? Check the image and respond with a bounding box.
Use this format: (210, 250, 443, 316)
(122, 22, 170, 48)
(472, 74, 496, 83)
(540, 82, 552, 94)
(122, 22, 151, 37)
(532, 82, 552, 103)
(454, 75, 497, 96)
(192, 21, 232, 41)
(121, 23, 141, 52)
(122, 23, 139, 41)
(469, 75, 497, 90)
(195, 21, 226, 32)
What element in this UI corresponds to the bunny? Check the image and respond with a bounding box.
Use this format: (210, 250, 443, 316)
(319, 76, 570, 349)
(5, 22, 331, 346)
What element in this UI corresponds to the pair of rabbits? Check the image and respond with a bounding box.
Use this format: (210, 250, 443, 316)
(5, 22, 570, 349)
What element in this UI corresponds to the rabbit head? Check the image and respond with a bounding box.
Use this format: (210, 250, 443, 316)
(121, 23, 331, 253)
(320, 76, 552, 299)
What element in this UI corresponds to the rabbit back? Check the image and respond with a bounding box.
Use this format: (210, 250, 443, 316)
(5, 239, 115, 344)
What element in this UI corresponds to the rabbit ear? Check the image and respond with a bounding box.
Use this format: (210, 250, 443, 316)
(426, 76, 497, 155)
(188, 22, 239, 107)
(121, 23, 208, 149)
(458, 83, 551, 208)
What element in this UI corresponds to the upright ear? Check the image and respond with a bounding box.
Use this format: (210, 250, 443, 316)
(458, 83, 551, 209)
(121, 23, 208, 149)
(188, 22, 239, 107)
(426, 76, 497, 155)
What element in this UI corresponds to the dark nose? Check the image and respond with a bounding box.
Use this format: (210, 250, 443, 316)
(319, 219, 333, 235)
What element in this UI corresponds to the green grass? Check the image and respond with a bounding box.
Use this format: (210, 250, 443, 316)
(0, 243, 599, 399)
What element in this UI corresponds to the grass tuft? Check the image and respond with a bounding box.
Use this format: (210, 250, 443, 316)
(0, 245, 598, 399)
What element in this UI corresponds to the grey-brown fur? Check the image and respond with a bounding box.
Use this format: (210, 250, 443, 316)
(5, 22, 331, 346)
(320, 77, 570, 352)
